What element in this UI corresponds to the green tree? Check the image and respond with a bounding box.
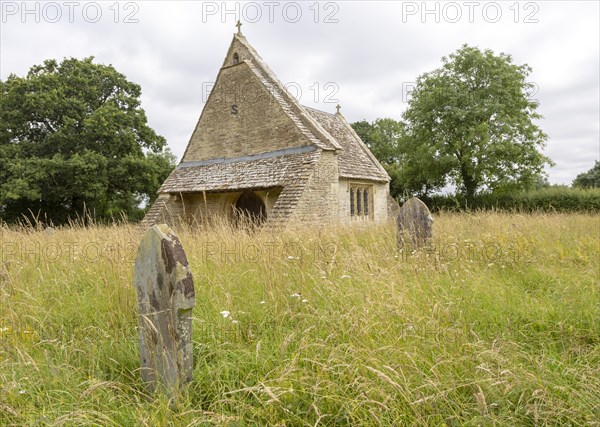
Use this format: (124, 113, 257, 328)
(352, 119, 402, 164)
(350, 120, 375, 147)
(0, 57, 175, 224)
(572, 161, 600, 188)
(402, 44, 553, 201)
(352, 118, 448, 198)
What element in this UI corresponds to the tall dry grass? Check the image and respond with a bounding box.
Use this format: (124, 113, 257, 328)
(0, 212, 598, 426)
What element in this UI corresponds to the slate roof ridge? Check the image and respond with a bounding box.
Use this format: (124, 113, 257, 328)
(234, 34, 341, 151)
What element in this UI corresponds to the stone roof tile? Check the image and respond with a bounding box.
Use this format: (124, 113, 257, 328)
(303, 107, 390, 182)
(159, 149, 320, 194)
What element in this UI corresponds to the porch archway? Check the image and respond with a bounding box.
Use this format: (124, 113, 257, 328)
(233, 190, 266, 226)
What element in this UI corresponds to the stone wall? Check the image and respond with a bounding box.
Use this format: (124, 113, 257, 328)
(154, 177, 389, 227)
(337, 179, 351, 224)
(337, 179, 389, 224)
(372, 182, 389, 223)
(152, 178, 389, 228)
(159, 189, 282, 226)
(289, 150, 339, 224)
(155, 194, 184, 225)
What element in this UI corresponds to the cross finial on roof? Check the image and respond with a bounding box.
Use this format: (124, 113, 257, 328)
(336, 104, 341, 115)
(236, 20, 242, 34)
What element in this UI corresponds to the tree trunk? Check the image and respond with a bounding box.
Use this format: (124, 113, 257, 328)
(460, 162, 477, 207)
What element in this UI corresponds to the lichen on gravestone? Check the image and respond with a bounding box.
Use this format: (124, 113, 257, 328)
(133, 224, 195, 397)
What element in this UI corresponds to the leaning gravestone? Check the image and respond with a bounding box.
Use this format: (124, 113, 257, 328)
(134, 224, 195, 397)
(396, 197, 433, 248)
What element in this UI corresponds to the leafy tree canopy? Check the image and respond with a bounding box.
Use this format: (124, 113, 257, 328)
(572, 161, 600, 189)
(354, 45, 553, 201)
(0, 57, 175, 224)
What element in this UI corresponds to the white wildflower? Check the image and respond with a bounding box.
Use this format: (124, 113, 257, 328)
(219, 311, 230, 318)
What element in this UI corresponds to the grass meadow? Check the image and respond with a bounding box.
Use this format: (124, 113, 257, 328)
(0, 212, 598, 426)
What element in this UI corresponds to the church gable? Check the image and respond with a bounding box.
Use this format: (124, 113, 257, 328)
(183, 33, 340, 164)
(221, 32, 256, 68)
(182, 60, 312, 163)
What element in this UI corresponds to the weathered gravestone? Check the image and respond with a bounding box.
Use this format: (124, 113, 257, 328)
(396, 197, 433, 248)
(134, 224, 195, 396)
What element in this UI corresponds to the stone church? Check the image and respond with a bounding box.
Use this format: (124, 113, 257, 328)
(143, 26, 393, 228)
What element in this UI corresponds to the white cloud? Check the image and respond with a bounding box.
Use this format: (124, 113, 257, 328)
(1, 0, 598, 184)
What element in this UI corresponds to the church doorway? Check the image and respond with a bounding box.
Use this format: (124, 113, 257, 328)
(233, 191, 266, 226)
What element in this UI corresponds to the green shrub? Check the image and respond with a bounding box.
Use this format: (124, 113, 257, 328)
(427, 187, 600, 212)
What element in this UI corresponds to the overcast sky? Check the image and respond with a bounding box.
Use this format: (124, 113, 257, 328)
(1, 1, 598, 184)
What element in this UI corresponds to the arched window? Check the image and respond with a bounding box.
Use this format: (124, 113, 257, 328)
(349, 184, 373, 221)
(233, 53, 240, 64)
